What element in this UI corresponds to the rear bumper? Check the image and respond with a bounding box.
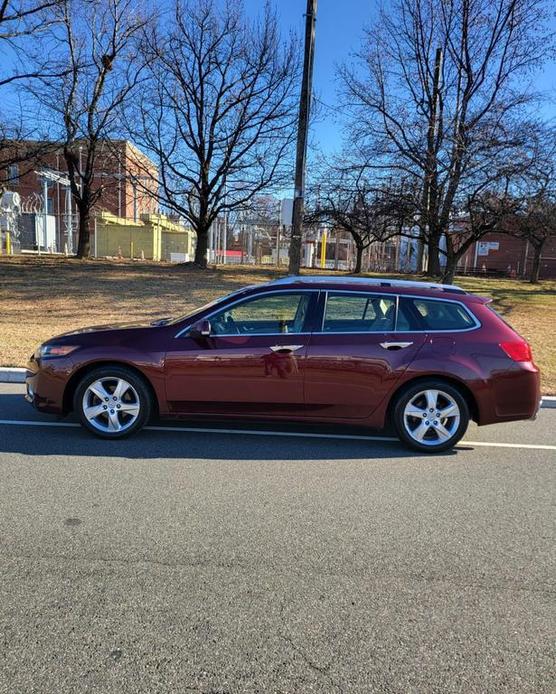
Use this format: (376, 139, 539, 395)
(529, 399, 542, 421)
(478, 363, 541, 425)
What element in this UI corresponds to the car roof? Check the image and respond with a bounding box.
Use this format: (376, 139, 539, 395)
(260, 275, 469, 297)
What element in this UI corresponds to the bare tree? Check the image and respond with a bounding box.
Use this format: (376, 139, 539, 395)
(501, 186, 556, 283)
(0, 0, 63, 84)
(0, 1, 59, 34)
(340, 0, 553, 280)
(128, 0, 299, 267)
(443, 192, 520, 281)
(307, 165, 410, 273)
(0, 0, 64, 187)
(434, 126, 555, 282)
(516, 196, 556, 283)
(26, 0, 152, 257)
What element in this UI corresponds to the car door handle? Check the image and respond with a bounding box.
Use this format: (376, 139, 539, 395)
(269, 344, 305, 354)
(379, 341, 414, 350)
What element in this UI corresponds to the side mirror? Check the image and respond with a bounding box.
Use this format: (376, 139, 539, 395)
(189, 319, 211, 338)
(199, 319, 211, 337)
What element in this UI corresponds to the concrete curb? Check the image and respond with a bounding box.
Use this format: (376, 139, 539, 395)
(0, 368, 26, 383)
(2, 366, 556, 409)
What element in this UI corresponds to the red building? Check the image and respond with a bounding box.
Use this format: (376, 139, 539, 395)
(458, 232, 556, 280)
(1, 139, 158, 252)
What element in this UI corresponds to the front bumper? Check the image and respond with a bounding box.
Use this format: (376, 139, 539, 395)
(24, 378, 34, 404)
(24, 359, 67, 415)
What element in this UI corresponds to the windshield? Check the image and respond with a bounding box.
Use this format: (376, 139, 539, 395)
(167, 285, 257, 325)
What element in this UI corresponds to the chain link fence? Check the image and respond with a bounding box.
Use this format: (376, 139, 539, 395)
(1, 210, 417, 275)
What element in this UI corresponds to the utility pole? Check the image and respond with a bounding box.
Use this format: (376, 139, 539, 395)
(288, 0, 317, 274)
(416, 46, 442, 274)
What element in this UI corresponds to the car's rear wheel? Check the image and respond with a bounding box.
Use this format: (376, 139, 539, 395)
(74, 366, 151, 439)
(392, 380, 469, 453)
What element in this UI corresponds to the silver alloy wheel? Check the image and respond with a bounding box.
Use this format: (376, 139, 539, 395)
(403, 388, 461, 447)
(82, 377, 140, 433)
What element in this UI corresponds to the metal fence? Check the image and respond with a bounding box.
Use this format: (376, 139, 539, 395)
(0, 211, 473, 278)
(207, 222, 406, 273)
(1, 213, 408, 273)
(0, 211, 78, 255)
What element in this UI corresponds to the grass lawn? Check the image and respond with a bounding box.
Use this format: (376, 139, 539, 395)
(1, 255, 555, 393)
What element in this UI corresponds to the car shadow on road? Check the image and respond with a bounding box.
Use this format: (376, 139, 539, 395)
(0, 426, 421, 461)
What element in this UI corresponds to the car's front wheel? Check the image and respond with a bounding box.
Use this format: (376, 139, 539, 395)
(392, 380, 469, 453)
(74, 366, 152, 439)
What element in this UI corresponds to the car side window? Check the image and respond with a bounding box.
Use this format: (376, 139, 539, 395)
(210, 293, 312, 335)
(397, 297, 475, 331)
(323, 293, 396, 332)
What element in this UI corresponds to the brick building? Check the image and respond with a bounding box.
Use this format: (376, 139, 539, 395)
(1, 139, 159, 252)
(458, 232, 556, 279)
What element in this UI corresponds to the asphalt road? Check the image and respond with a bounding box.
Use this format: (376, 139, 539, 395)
(0, 383, 554, 693)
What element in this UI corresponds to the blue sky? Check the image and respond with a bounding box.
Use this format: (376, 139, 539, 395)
(4, 0, 554, 155)
(244, 0, 556, 154)
(249, 0, 374, 153)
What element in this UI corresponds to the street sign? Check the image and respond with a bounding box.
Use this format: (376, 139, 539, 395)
(280, 198, 293, 226)
(477, 241, 499, 256)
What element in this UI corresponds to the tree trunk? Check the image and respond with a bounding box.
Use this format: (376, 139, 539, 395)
(353, 242, 364, 273)
(426, 234, 441, 277)
(194, 226, 209, 268)
(441, 257, 457, 284)
(530, 244, 542, 283)
(76, 205, 90, 258)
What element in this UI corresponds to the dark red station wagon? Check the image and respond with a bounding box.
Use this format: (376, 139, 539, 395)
(25, 276, 540, 452)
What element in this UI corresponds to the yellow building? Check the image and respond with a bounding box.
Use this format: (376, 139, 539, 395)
(94, 212, 195, 261)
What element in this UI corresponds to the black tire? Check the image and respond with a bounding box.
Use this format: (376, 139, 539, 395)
(392, 380, 469, 453)
(74, 366, 152, 439)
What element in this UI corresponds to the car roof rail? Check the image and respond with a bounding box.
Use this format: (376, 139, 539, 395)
(268, 275, 467, 295)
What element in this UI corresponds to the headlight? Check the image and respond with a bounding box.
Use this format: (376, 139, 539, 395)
(37, 344, 79, 359)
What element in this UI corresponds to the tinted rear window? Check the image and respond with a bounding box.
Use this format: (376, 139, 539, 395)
(398, 298, 476, 331)
(323, 293, 396, 332)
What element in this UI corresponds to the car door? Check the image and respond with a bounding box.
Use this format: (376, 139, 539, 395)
(164, 290, 319, 416)
(304, 291, 427, 419)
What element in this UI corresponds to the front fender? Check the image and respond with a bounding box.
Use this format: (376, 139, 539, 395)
(62, 346, 168, 415)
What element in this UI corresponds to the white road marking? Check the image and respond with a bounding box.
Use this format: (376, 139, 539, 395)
(0, 419, 80, 428)
(457, 440, 556, 451)
(0, 418, 554, 451)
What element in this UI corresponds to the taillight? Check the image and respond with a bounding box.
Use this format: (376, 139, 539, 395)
(499, 340, 532, 362)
